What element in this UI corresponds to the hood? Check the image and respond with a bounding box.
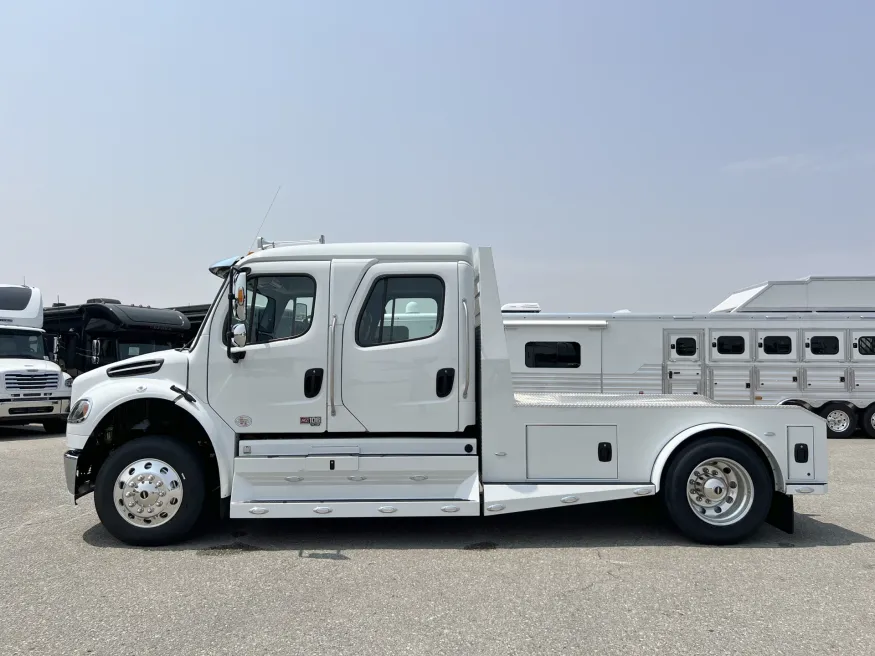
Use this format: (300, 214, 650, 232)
(70, 348, 191, 402)
(0, 358, 61, 373)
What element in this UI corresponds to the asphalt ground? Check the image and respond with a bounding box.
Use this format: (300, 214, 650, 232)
(1, 426, 873, 656)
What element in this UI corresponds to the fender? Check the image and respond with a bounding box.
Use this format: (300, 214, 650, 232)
(70, 377, 236, 497)
(650, 422, 785, 494)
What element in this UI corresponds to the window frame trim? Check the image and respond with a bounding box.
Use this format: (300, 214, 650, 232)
(354, 274, 446, 348)
(762, 334, 793, 356)
(809, 334, 840, 357)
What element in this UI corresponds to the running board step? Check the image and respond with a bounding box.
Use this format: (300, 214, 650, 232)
(229, 500, 480, 519)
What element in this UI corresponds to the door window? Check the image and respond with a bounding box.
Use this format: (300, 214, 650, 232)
(674, 337, 697, 357)
(245, 275, 317, 344)
(356, 276, 444, 346)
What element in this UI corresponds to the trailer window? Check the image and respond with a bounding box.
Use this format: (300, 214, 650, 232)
(810, 335, 839, 356)
(716, 335, 745, 355)
(357, 276, 444, 347)
(674, 337, 697, 356)
(525, 342, 581, 368)
(762, 335, 792, 355)
(858, 336, 875, 356)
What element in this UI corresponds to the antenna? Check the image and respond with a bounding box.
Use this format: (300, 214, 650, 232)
(249, 185, 282, 251)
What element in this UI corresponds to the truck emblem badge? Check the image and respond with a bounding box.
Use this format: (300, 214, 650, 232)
(300, 416, 322, 426)
(235, 415, 252, 428)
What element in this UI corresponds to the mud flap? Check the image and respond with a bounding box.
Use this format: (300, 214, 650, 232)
(766, 491, 794, 534)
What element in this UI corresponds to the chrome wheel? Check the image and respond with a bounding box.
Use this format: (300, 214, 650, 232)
(826, 409, 851, 434)
(113, 459, 184, 528)
(686, 458, 754, 526)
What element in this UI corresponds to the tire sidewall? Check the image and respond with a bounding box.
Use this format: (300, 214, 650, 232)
(94, 436, 206, 546)
(863, 405, 875, 439)
(663, 437, 773, 545)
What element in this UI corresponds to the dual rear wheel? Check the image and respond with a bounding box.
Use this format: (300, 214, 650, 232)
(816, 402, 875, 439)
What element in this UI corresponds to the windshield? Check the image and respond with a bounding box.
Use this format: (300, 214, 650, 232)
(118, 340, 177, 360)
(0, 330, 46, 359)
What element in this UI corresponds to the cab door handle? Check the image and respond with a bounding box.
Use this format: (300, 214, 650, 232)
(304, 368, 324, 398)
(436, 368, 455, 398)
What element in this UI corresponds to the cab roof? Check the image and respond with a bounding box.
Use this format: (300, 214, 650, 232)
(239, 242, 475, 267)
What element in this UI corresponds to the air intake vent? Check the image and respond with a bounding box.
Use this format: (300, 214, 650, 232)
(106, 359, 164, 378)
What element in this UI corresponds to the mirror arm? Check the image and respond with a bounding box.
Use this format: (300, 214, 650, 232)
(226, 265, 251, 363)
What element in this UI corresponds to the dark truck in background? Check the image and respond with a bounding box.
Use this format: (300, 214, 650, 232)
(43, 299, 191, 378)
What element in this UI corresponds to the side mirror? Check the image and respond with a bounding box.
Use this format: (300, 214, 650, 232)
(232, 271, 248, 321)
(231, 323, 247, 348)
(91, 339, 100, 365)
(51, 336, 60, 362)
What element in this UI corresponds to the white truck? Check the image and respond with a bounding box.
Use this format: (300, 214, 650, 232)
(63, 240, 828, 547)
(1, 284, 71, 433)
(500, 276, 875, 439)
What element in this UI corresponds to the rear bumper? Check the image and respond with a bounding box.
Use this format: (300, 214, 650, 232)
(64, 449, 81, 496)
(0, 398, 70, 424)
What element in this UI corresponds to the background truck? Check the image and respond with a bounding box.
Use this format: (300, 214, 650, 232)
(499, 276, 875, 439)
(0, 284, 71, 433)
(62, 240, 828, 547)
(43, 299, 191, 378)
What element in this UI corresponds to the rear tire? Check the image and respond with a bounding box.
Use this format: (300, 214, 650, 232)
(862, 405, 875, 439)
(818, 402, 857, 439)
(42, 419, 67, 434)
(662, 436, 773, 545)
(94, 435, 207, 547)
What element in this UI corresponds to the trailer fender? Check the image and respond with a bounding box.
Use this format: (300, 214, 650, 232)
(650, 422, 784, 494)
(70, 378, 235, 499)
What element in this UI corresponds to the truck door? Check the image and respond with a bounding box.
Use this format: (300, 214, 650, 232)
(665, 331, 703, 395)
(207, 261, 330, 433)
(337, 262, 460, 433)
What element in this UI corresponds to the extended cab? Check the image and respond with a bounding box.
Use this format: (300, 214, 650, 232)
(63, 240, 828, 546)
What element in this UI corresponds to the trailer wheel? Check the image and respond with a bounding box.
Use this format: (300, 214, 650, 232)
(862, 405, 875, 439)
(662, 436, 772, 545)
(818, 402, 857, 439)
(94, 435, 206, 547)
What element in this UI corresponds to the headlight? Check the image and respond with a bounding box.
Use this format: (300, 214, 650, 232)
(65, 378, 73, 388)
(68, 398, 92, 424)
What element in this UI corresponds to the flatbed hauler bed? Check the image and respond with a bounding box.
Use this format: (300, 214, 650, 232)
(63, 240, 827, 546)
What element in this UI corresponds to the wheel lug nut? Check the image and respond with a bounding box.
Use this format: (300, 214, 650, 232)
(138, 475, 145, 482)
(159, 491, 166, 497)
(127, 501, 135, 508)
(156, 501, 163, 507)
(156, 481, 163, 488)
(125, 491, 133, 498)
(147, 507, 154, 514)
(147, 475, 154, 483)
(726, 497, 733, 504)
(136, 507, 144, 514)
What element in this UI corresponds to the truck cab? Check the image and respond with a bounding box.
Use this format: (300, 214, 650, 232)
(62, 240, 828, 547)
(0, 285, 71, 433)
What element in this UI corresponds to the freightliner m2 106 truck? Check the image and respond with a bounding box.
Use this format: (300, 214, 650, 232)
(63, 240, 828, 546)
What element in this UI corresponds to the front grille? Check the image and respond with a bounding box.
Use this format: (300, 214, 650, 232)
(4, 373, 59, 391)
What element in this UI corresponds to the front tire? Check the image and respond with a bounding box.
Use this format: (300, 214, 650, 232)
(94, 436, 207, 546)
(662, 436, 773, 545)
(819, 402, 857, 439)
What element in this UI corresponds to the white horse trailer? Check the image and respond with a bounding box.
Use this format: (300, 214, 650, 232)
(500, 276, 875, 439)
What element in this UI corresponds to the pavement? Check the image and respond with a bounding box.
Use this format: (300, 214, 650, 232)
(1, 426, 873, 656)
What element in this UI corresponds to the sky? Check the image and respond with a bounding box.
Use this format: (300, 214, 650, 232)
(1, 1, 874, 313)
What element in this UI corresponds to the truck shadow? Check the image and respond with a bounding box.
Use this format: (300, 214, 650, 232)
(82, 497, 873, 554)
(0, 425, 56, 441)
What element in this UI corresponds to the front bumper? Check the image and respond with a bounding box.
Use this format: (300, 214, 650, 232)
(64, 449, 81, 496)
(0, 398, 70, 424)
